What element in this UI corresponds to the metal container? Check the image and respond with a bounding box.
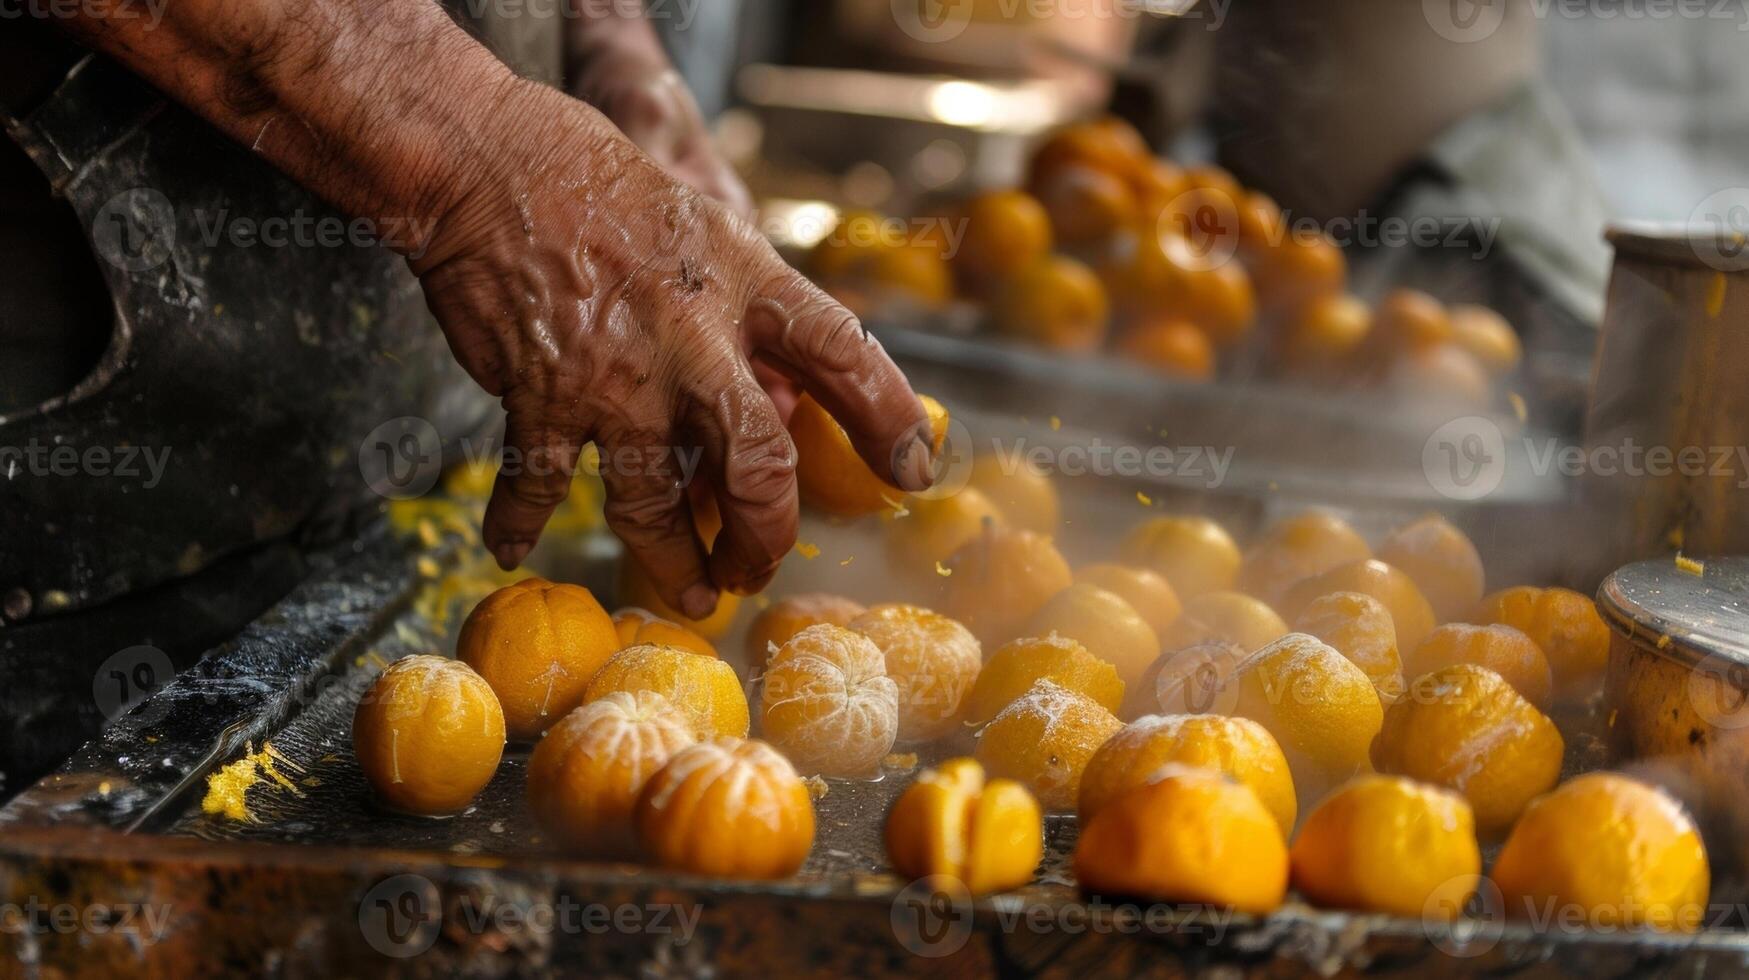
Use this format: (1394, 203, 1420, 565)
(1583, 226, 1749, 582)
(1600, 555, 1749, 873)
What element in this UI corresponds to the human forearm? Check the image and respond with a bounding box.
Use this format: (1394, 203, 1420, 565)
(49, 0, 541, 258)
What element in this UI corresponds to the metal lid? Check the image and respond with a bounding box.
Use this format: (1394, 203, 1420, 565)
(1597, 556, 1749, 667)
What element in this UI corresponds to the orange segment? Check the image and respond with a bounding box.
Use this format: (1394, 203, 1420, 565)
(457, 578, 621, 739)
(884, 757, 1043, 895)
(353, 655, 506, 816)
(759, 624, 899, 776)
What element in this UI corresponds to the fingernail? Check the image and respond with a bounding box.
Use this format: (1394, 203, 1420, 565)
(494, 541, 531, 570)
(893, 433, 935, 493)
(680, 583, 719, 621)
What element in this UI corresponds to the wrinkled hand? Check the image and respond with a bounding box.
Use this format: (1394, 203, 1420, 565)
(573, 46, 753, 219)
(414, 82, 931, 618)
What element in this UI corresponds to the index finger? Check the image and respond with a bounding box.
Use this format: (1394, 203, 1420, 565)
(746, 271, 935, 493)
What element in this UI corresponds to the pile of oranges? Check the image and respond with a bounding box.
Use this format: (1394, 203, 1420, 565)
(807, 117, 1521, 402)
(351, 406, 1710, 936)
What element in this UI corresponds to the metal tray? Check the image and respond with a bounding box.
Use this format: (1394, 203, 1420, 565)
(6, 499, 1749, 978)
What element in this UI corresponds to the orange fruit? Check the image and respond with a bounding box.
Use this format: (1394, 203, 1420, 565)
(809, 209, 896, 282)
(1032, 164, 1136, 246)
(965, 633, 1124, 725)
(1493, 773, 1709, 932)
(759, 624, 898, 776)
(974, 680, 1122, 811)
(1159, 590, 1288, 654)
(1280, 559, 1437, 652)
(951, 190, 1053, 291)
(885, 757, 1043, 895)
(1291, 591, 1403, 698)
(1179, 261, 1256, 348)
(1078, 714, 1296, 832)
(1181, 164, 1244, 201)
(1373, 288, 1453, 351)
(612, 607, 717, 659)
(745, 593, 867, 666)
(885, 487, 1004, 575)
(1376, 514, 1485, 623)
(1073, 563, 1182, 636)
(966, 454, 1060, 533)
(856, 242, 954, 309)
(1236, 191, 1285, 250)
(790, 391, 949, 517)
(1449, 304, 1522, 376)
(635, 737, 815, 879)
(1115, 318, 1215, 381)
(1026, 118, 1150, 191)
(353, 655, 506, 815)
(1470, 586, 1611, 702)
(458, 578, 621, 739)
(1253, 232, 1346, 312)
(1073, 765, 1287, 914)
(992, 255, 1110, 353)
(1234, 633, 1384, 792)
(1289, 774, 1480, 919)
(1025, 584, 1160, 688)
(1372, 664, 1563, 836)
(942, 525, 1073, 645)
(585, 644, 750, 739)
(1236, 509, 1372, 608)
(1405, 624, 1553, 710)
(1123, 639, 1248, 719)
(1098, 228, 1195, 319)
(1384, 343, 1493, 406)
(1131, 158, 1188, 223)
(617, 558, 741, 640)
(525, 690, 696, 857)
(849, 604, 982, 742)
(1278, 292, 1372, 369)
(1117, 514, 1242, 598)
(1160, 186, 1243, 265)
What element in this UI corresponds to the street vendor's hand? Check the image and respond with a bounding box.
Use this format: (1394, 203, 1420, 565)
(47, 0, 932, 618)
(413, 81, 933, 614)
